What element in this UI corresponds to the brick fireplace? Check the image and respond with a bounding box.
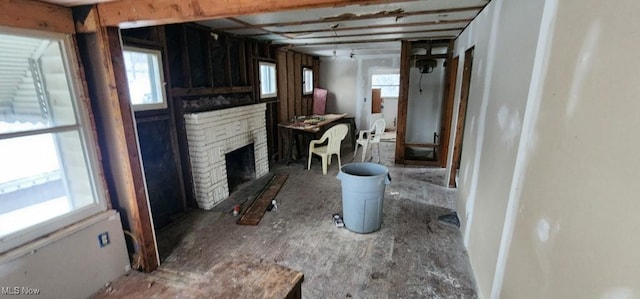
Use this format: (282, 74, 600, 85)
(184, 103, 269, 210)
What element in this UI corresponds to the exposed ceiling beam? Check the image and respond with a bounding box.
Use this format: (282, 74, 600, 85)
(97, 0, 419, 28)
(273, 18, 472, 35)
(280, 35, 457, 47)
(0, 0, 74, 34)
(217, 5, 483, 30)
(276, 27, 465, 39)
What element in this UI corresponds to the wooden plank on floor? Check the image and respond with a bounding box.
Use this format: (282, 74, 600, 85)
(237, 173, 289, 225)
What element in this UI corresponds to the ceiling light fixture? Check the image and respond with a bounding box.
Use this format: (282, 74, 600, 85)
(331, 25, 339, 60)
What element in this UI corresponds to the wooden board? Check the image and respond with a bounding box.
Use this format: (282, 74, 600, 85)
(294, 53, 303, 117)
(394, 40, 412, 164)
(439, 54, 459, 168)
(97, 0, 403, 27)
(449, 47, 474, 187)
(0, 0, 74, 34)
(237, 173, 289, 225)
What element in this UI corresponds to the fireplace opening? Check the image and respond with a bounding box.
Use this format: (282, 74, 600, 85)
(225, 143, 256, 193)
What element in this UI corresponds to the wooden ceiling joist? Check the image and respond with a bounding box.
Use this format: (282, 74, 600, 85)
(0, 0, 74, 34)
(273, 18, 472, 36)
(277, 27, 465, 40)
(97, 0, 416, 28)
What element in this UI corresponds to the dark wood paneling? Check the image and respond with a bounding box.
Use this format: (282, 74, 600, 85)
(186, 26, 209, 87)
(274, 49, 318, 160)
(123, 26, 189, 230)
(286, 52, 296, 117)
(276, 50, 288, 160)
(293, 53, 302, 116)
(135, 117, 184, 229)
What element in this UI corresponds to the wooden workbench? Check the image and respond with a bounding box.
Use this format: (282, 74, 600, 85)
(278, 113, 349, 164)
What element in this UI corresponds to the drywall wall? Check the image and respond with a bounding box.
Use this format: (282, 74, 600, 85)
(500, 0, 640, 297)
(319, 55, 400, 130)
(318, 58, 357, 116)
(405, 62, 445, 143)
(449, 0, 546, 296)
(0, 210, 130, 298)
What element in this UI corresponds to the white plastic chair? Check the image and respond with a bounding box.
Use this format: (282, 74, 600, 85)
(307, 124, 349, 175)
(354, 118, 386, 162)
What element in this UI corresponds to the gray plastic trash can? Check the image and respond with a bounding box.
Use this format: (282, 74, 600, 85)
(336, 163, 391, 233)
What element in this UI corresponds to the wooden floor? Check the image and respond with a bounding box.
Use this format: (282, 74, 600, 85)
(91, 142, 478, 298)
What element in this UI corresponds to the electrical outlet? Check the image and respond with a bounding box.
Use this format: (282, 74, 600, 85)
(98, 232, 110, 248)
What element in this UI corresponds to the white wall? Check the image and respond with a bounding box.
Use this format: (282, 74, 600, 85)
(448, 0, 546, 296)
(319, 55, 400, 131)
(318, 58, 357, 116)
(406, 62, 445, 143)
(500, 0, 640, 297)
(451, 0, 640, 297)
(0, 210, 130, 298)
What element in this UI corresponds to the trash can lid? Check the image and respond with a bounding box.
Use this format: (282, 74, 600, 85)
(340, 162, 389, 176)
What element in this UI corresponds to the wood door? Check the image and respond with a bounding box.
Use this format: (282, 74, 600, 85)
(372, 88, 382, 113)
(449, 47, 474, 188)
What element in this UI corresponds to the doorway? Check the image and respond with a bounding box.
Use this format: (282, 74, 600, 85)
(448, 47, 474, 187)
(395, 40, 454, 167)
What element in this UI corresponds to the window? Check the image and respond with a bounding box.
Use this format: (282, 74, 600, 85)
(303, 67, 313, 95)
(123, 46, 167, 110)
(372, 74, 400, 97)
(259, 61, 277, 99)
(0, 28, 106, 252)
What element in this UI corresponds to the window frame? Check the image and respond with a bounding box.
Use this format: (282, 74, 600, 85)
(122, 46, 168, 111)
(302, 67, 313, 95)
(258, 61, 277, 99)
(371, 73, 401, 98)
(0, 27, 108, 253)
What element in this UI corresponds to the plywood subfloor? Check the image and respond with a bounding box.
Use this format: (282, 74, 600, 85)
(91, 142, 477, 298)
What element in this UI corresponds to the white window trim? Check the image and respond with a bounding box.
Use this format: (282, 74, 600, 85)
(259, 61, 277, 99)
(123, 46, 168, 111)
(0, 27, 107, 254)
(302, 67, 313, 95)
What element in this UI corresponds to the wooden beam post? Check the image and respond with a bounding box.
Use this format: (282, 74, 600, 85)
(395, 40, 411, 164)
(74, 5, 159, 272)
(438, 40, 456, 168)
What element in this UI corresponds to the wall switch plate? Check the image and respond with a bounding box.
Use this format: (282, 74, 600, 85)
(98, 232, 110, 247)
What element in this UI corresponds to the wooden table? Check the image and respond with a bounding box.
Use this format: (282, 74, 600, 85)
(278, 113, 348, 164)
(206, 260, 304, 298)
